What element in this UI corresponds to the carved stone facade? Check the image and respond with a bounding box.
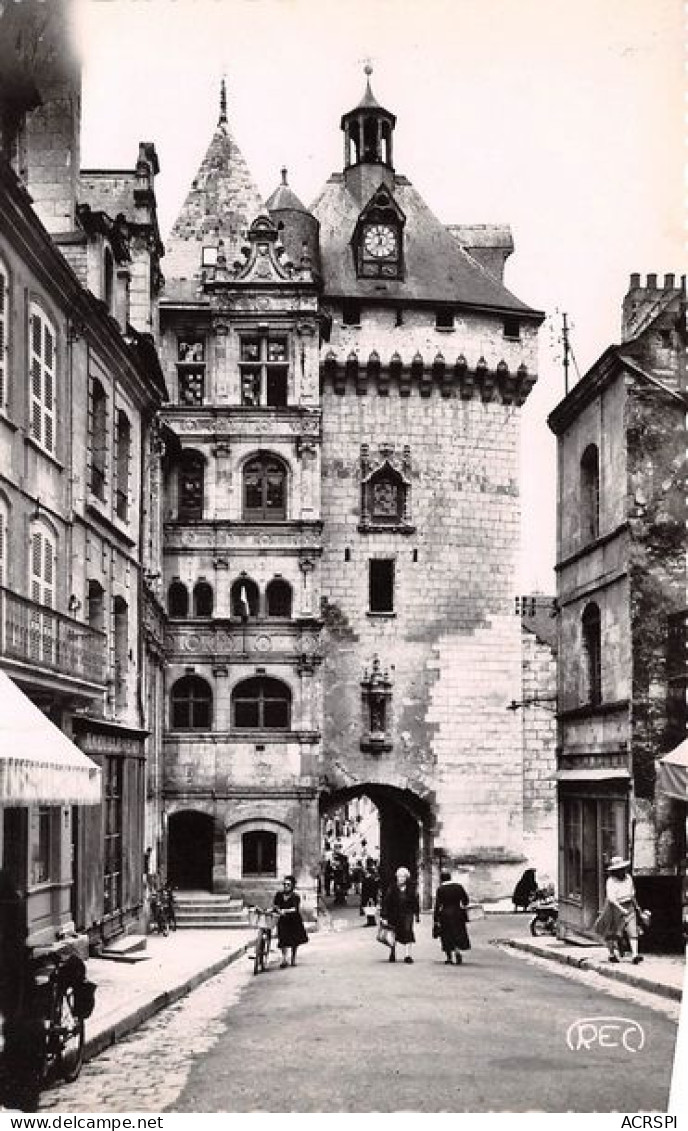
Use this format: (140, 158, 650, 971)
(158, 75, 547, 911)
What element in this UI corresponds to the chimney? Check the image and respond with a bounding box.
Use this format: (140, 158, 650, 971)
(6, 0, 81, 234)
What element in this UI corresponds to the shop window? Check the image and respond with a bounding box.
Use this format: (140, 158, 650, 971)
(193, 580, 213, 618)
(29, 302, 57, 455)
(266, 578, 292, 618)
(231, 576, 259, 619)
(177, 339, 206, 405)
(103, 757, 123, 915)
(171, 675, 212, 730)
(232, 676, 291, 730)
(582, 602, 602, 705)
(30, 806, 56, 887)
(239, 334, 289, 406)
(178, 450, 205, 520)
(580, 444, 600, 542)
(369, 559, 394, 614)
(562, 799, 583, 900)
(89, 379, 107, 499)
(242, 830, 278, 876)
(168, 581, 189, 618)
(114, 410, 131, 521)
(243, 454, 287, 521)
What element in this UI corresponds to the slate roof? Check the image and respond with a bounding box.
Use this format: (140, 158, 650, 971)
(310, 174, 542, 315)
(163, 119, 266, 290)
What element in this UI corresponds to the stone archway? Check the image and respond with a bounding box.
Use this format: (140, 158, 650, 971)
(167, 809, 214, 891)
(319, 783, 434, 908)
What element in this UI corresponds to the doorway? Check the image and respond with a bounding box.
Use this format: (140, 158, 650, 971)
(167, 810, 214, 890)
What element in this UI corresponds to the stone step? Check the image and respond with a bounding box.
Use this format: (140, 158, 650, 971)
(174, 907, 250, 918)
(100, 934, 150, 962)
(174, 897, 244, 910)
(175, 912, 249, 924)
(173, 922, 253, 931)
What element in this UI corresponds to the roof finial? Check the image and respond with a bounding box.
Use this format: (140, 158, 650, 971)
(281, 166, 288, 185)
(364, 63, 373, 77)
(219, 77, 228, 125)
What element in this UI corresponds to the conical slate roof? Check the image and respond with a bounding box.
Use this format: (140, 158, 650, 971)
(163, 114, 266, 289)
(265, 168, 310, 214)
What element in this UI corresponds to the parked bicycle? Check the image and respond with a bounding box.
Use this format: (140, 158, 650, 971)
(162, 883, 177, 932)
(8, 950, 97, 1101)
(247, 907, 279, 975)
(149, 887, 170, 936)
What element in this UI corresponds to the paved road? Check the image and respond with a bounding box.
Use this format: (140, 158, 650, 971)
(41, 912, 679, 1113)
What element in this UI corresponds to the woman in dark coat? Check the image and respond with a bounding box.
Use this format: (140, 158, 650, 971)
(512, 868, 538, 912)
(381, 867, 420, 964)
(434, 870, 470, 965)
(273, 875, 309, 968)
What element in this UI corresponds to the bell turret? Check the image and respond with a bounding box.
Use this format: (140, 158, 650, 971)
(341, 65, 395, 168)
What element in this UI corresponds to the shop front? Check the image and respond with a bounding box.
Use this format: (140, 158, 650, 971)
(0, 672, 101, 955)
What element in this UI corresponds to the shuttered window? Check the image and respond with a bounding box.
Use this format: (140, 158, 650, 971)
(30, 527, 55, 608)
(0, 261, 8, 412)
(29, 303, 57, 455)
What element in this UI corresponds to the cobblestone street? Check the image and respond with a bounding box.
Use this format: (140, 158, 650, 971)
(39, 916, 681, 1114)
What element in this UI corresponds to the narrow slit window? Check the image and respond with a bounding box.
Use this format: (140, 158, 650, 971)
(369, 559, 394, 613)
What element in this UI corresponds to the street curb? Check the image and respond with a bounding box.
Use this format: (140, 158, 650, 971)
(84, 940, 252, 1062)
(496, 938, 683, 1002)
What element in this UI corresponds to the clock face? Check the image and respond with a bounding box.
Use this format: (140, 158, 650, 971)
(363, 223, 398, 259)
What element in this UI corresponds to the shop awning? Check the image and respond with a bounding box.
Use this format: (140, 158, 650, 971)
(0, 672, 101, 806)
(657, 740, 688, 802)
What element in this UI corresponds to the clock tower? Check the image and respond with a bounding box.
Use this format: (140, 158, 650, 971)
(312, 69, 548, 903)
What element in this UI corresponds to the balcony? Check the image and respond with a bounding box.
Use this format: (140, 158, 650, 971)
(0, 587, 107, 695)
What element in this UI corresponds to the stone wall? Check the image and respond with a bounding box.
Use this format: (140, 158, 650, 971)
(520, 627, 557, 878)
(319, 304, 532, 898)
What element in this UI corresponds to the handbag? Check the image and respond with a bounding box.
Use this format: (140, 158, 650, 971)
(636, 905, 651, 934)
(376, 921, 395, 948)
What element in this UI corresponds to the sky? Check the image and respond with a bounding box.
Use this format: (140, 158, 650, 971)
(73, 0, 685, 591)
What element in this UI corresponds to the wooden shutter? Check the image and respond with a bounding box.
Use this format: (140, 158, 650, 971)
(28, 305, 57, 454)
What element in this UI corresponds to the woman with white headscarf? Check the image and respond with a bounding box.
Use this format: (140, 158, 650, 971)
(381, 866, 420, 964)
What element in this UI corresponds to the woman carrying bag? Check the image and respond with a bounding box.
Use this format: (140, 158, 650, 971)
(380, 867, 420, 964)
(594, 856, 646, 964)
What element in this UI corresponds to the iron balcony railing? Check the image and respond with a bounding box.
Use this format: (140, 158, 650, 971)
(0, 586, 107, 686)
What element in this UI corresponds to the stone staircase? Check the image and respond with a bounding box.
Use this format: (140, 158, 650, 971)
(173, 891, 252, 930)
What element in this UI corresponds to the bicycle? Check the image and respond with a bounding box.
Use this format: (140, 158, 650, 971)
(149, 888, 169, 935)
(247, 907, 278, 975)
(26, 951, 96, 1087)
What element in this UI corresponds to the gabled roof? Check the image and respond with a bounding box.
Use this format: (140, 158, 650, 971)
(547, 343, 688, 435)
(310, 174, 542, 316)
(163, 118, 265, 292)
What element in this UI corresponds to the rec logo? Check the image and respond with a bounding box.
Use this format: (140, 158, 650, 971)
(566, 1016, 645, 1053)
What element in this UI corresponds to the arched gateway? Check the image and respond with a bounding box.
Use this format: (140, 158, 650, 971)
(319, 783, 434, 909)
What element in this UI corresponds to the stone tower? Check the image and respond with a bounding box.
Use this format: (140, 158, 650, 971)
(312, 70, 545, 902)
(159, 73, 544, 910)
